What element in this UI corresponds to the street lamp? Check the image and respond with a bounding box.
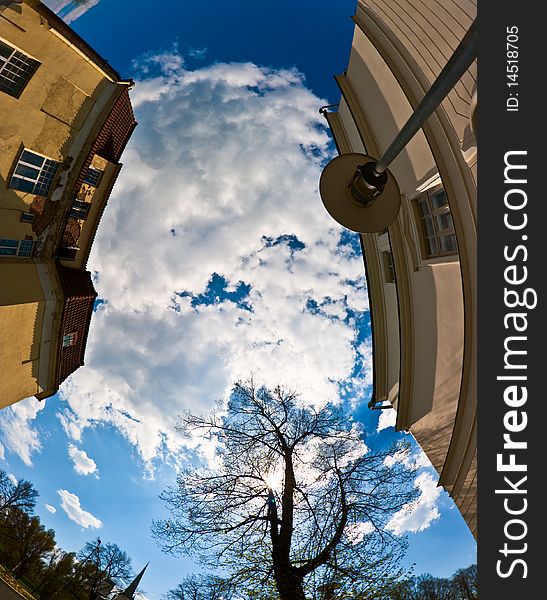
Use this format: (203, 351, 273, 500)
(319, 19, 477, 234)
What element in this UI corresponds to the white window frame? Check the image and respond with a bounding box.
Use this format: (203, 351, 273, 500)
(0, 238, 34, 257)
(0, 37, 40, 98)
(83, 166, 104, 188)
(9, 148, 60, 197)
(70, 198, 91, 220)
(62, 332, 78, 348)
(414, 186, 458, 258)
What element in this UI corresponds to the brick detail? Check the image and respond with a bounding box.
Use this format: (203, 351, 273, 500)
(55, 267, 97, 387)
(73, 88, 137, 193)
(61, 217, 82, 248)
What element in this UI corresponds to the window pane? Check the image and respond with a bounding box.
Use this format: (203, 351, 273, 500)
(21, 212, 35, 223)
(70, 208, 88, 220)
(415, 186, 457, 258)
(9, 177, 35, 193)
(427, 237, 438, 256)
(0, 41, 12, 60)
(430, 190, 448, 209)
(0, 49, 39, 98)
(435, 211, 454, 232)
(62, 332, 78, 347)
(10, 150, 59, 196)
(15, 163, 40, 179)
(423, 215, 435, 236)
(418, 200, 430, 216)
(18, 240, 34, 257)
(83, 166, 103, 187)
(0, 239, 19, 247)
(20, 150, 44, 167)
(0, 247, 17, 256)
(440, 233, 458, 254)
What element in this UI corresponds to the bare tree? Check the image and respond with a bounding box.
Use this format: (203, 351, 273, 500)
(387, 565, 478, 600)
(0, 469, 39, 514)
(450, 564, 477, 600)
(153, 381, 419, 600)
(73, 538, 133, 600)
(164, 574, 235, 600)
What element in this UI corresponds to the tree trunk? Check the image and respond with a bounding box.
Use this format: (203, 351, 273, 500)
(274, 567, 307, 600)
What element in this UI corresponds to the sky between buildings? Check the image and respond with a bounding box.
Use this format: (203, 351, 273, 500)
(1, 1, 476, 598)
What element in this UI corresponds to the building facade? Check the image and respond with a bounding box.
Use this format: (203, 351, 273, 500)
(0, 0, 136, 408)
(322, 0, 477, 536)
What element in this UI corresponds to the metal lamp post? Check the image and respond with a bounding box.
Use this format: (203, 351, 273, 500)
(320, 19, 477, 234)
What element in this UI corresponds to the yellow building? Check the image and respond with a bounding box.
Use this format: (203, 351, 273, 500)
(0, 0, 136, 408)
(321, 0, 477, 536)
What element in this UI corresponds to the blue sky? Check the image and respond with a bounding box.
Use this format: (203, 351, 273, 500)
(0, 1, 476, 598)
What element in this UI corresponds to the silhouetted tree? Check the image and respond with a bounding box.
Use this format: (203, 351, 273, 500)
(450, 564, 477, 600)
(387, 565, 478, 600)
(33, 549, 77, 600)
(415, 574, 452, 599)
(153, 380, 418, 600)
(73, 538, 133, 600)
(164, 573, 236, 600)
(0, 469, 39, 513)
(0, 509, 55, 580)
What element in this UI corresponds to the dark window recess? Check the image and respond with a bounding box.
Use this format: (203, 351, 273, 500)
(9, 149, 60, 196)
(18, 239, 34, 257)
(0, 40, 40, 98)
(0, 239, 18, 256)
(59, 247, 79, 261)
(0, 238, 34, 257)
(416, 188, 458, 258)
(83, 166, 104, 187)
(62, 332, 78, 348)
(20, 212, 35, 224)
(70, 200, 90, 220)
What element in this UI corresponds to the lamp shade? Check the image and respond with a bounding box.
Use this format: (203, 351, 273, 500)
(319, 153, 401, 233)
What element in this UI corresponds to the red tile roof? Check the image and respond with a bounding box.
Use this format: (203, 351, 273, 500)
(73, 88, 137, 192)
(55, 266, 97, 387)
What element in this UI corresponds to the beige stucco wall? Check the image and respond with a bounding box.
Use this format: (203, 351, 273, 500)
(356, 0, 476, 148)
(0, 263, 45, 407)
(0, 1, 116, 218)
(338, 19, 466, 430)
(0, 2, 129, 410)
(346, 29, 436, 189)
(60, 156, 120, 270)
(408, 262, 464, 474)
(326, 0, 476, 537)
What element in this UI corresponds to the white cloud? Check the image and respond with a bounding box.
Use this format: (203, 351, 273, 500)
(54, 52, 371, 469)
(345, 521, 375, 544)
(0, 398, 45, 466)
(57, 489, 102, 529)
(384, 445, 432, 470)
(68, 444, 99, 477)
(7, 473, 17, 486)
(377, 408, 397, 431)
(45, 504, 57, 514)
(356, 336, 373, 388)
(43, 0, 101, 24)
(0, 442, 4, 460)
(385, 472, 441, 535)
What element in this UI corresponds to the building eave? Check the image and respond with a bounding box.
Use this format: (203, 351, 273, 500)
(22, 0, 125, 82)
